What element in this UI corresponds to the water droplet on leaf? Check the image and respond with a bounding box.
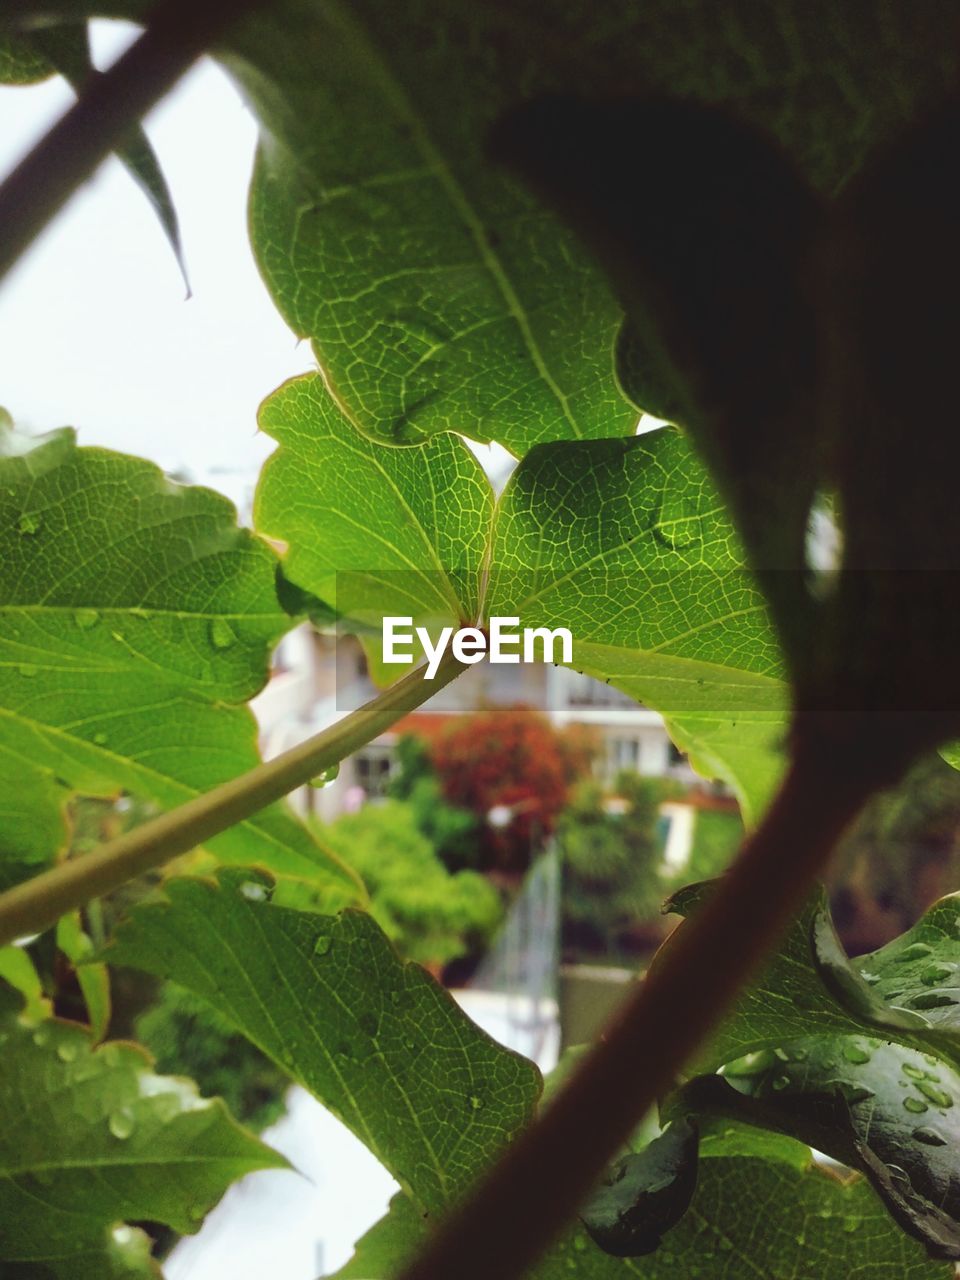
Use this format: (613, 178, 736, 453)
(56, 1040, 78, 1063)
(310, 764, 340, 789)
(913, 1126, 948, 1146)
(921, 964, 955, 987)
(17, 513, 39, 535)
(843, 1043, 872, 1065)
(17, 663, 37, 677)
(313, 934, 332, 957)
(109, 1109, 135, 1139)
(239, 880, 269, 902)
(903, 1096, 928, 1113)
(897, 943, 934, 962)
(209, 619, 237, 650)
(903, 1063, 926, 1080)
(73, 608, 99, 630)
(917, 1081, 953, 1108)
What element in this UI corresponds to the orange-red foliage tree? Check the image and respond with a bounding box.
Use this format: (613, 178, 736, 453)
(425, 707, 593, 873)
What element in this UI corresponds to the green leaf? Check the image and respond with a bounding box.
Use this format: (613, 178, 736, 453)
(57, 910, 111, 1041)
(0, 422, 356, 898)
(236, 2, 639, 453)
(580, 1119, 699, 1258)
(330, 1136, 953, 1279)
(488, 430, 790, 821)
(701, 1036, 960, 1259)
(0, 983, 285, 1279)
(98, 869, 541, 1213)
(255, 372, 493, 663)
(231, 0, 956, 453)
(0, 944, 47, 1018)
(0, 33, 53, 83)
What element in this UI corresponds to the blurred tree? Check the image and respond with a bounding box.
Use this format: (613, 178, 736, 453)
(558, 772, 673, 960)
(388, 735, 481, 871)
(320, 800, 504, 971)
(828, 753, 960, 951)
(422, 707, 594, 874)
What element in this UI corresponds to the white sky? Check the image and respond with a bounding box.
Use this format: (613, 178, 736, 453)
(0, 21, 314, 513)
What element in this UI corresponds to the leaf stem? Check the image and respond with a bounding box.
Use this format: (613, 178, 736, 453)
(0, 650, 465, 947)
(0, 0, 260, 284)
(399, 736, 882, 1280)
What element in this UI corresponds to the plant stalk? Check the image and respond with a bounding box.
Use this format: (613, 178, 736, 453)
(399, 738, 880, 1280)
(0, 0, 262, 283)
(0, 650, 465, 947)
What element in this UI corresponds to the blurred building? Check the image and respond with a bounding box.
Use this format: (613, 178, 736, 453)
(253, 626, 705, 819)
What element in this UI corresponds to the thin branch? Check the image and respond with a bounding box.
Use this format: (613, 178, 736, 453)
(0, 0, 262, 283)
(399, 739, 880, 1280)
(0, 650, 465, 946)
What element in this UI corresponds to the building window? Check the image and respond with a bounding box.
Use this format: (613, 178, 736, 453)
(354, 744, 394, 797)
(607, 737, 640, 777)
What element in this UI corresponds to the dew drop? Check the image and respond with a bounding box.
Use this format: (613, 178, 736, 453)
(92, 731, 108, 746)
(469, 1095, 483, 1111)
(209, 618, 237, 650)
(771, 1074, 790, 1092)
(17, 513, 40, 535)
(187, 1204, 207, 1223)
(920, 964, 955, 987)
(17, 662, 37, 677)
(843, 1043, 872, 1065)
(913, 1126, 948, 1146)
(73, 608, 100, 630)
(313, 934, 332, 957)
(909, 991, 959, 1010)
(310, 764, 340, 789)
(32, 1027, 49, 1047)
(717, 1237, 733, 1253)
(897, 943, 934, 963)
(902, 1063, 926, 1080)
(903, 1096, 928, 1113)
(108, 1109, 135, 1139)
(916, 1081, 953, 1108)
(842, 1216, 860, 1234)
(56, 1040, 78, 1063)
(404, 1037, 416, 1052)
(860, 970, 880, 985)
(239, 880, 269, 902)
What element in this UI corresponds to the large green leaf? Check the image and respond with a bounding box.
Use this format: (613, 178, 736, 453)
(330, 1133, 952, 1280)
(232, 0, 956, 453)
(0, 421, 356, 897)
(8, 1, 956, 459)
(0, 983, 284, 1279)
(98, 869, 541, 1214)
